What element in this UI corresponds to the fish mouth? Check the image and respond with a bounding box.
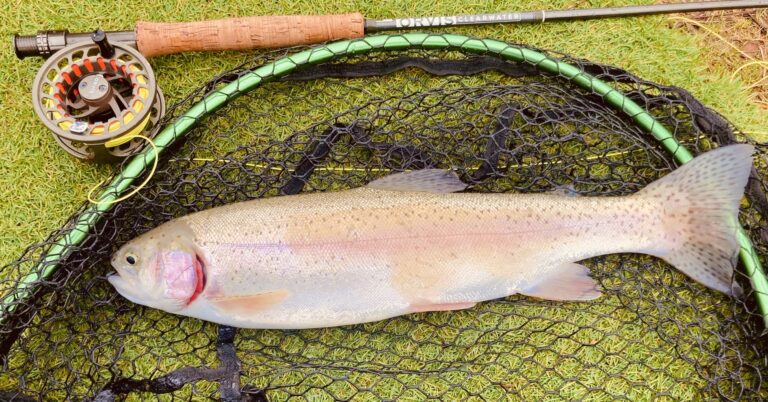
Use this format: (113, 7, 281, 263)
(107, 273, 143, 305)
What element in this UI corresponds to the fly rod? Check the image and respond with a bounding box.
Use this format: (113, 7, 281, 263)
(14, 0, 768, 58)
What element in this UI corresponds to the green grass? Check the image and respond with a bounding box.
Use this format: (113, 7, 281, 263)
(0, 0, 765, 268)
(0, 0, 766, 400)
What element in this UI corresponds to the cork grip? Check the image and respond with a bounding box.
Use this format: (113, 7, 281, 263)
(135, 13, 365, 57)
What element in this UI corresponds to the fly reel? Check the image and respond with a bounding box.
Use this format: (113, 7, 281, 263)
(31, 30, 164, 162)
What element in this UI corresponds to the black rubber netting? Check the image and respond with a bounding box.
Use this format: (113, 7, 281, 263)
(1, 42, 768, 401)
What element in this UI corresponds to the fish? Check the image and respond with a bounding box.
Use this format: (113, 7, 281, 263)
(108, 144, 754, 329)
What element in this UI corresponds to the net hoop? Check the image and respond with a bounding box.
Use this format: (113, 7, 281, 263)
(7, 33, 766, 326)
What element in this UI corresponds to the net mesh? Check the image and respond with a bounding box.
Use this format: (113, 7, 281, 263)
(2, 39, 768, 401)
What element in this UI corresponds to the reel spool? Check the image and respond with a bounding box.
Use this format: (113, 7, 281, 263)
(31, 30, 164, 162)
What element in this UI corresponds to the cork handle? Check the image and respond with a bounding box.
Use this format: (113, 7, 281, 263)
(135, 13, 365, 57)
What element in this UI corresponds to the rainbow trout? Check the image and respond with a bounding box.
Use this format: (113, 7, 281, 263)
(109, 145, 753, 329)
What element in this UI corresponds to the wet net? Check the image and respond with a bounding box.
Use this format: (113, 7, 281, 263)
(1, 34, 768, 401)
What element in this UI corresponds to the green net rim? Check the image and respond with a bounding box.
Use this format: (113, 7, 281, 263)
(6, 33, 767, 328)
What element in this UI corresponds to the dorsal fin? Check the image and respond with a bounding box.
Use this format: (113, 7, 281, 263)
(366, 169, 467, 193)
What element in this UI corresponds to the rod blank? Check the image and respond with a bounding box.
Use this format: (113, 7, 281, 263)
(366, 0, 768, 31)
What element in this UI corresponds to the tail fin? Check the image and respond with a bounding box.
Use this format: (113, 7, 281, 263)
(637, 144, 754, 297)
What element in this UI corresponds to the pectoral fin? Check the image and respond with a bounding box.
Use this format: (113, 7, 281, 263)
(207, 289, 290, 315)
(519, 262, 602, 301)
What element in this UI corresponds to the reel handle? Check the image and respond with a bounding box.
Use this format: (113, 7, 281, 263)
(135, 13, 365, 57)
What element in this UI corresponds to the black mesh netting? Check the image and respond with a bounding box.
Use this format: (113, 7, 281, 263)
(2, 39, 768, 401)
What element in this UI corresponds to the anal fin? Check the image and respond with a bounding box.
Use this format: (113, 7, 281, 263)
(409, 301, 476, 313)
(207, 289, 290, 315)
(519, 262, 602, 301)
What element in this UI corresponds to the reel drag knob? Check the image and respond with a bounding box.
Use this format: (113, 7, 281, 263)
(78, 74, 113, 106)
(31, 30, 165, 162)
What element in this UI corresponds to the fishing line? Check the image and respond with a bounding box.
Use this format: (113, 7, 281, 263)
(87, 134, 159, 205)
(669, 15, 768, 81)
(669, 15, 755, 59)
(732, 61, 768, 79)
(668, 15, 768, 138)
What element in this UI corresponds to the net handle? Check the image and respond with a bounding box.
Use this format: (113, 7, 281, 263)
(6, 33, 767, 329)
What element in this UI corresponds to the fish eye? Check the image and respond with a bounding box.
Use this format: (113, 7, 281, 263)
(126, 254, 137, 265)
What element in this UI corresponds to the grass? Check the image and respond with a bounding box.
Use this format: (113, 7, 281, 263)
(0, 0, 766, 400)
(0, 0, 766, 268)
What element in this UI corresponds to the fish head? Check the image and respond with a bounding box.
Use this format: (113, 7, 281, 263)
(108, 221, 205, 312)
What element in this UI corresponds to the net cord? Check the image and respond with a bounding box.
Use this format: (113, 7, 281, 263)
(3, 33, 766, 328)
